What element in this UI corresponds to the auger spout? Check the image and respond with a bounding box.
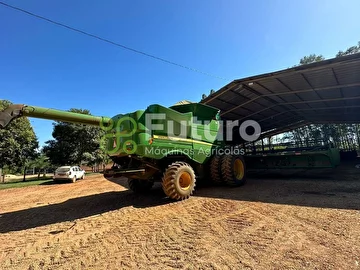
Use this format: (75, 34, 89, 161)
(0, 104, 111, 128)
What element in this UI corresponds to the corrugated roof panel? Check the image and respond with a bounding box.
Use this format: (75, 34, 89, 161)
(346, 108, 360, 114)
(344, 99, 360, 106)
(304, 68, 337, 88)
(253, 98, 276, 107)
(277, 73, 310, 91)
(223, 111, 242, 120)
(292, 103, 315, 110)
(333, 61, 360, 84)
(242, 91, 259, 100)
(262, 95, 288, 104)
(297, 91, 323, 100)
(230, 87, 259, 100)
(219, 91, 242, 103)
(262, 107, 285, 117)
(249, 83, 274, 95)
(238, 102, 265, 113)
(259, 111, 298, 124)
(230, 107, 253, 116)
(316, 88, 343, 99)
(342, 86, 360, 97)
(256, 78, 289, 93)
(280, 93, 306, 103)
(210, 100, 231, 111)
(308, 114, 360, 122)
(322, 100, 346, 107)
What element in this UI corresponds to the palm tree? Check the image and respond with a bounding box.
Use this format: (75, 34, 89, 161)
(33, 154, 50, 179)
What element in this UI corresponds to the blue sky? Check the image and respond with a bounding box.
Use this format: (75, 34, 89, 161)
(1, 0, 359, 147)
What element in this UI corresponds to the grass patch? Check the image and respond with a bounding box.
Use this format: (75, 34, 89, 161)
(84, 172, 102, 176)
(0, 177, 53, 190)
(8, 175, 53, 182)
(0, 172, 102, 190)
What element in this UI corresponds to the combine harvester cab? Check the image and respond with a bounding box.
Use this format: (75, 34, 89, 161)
(0, 103, 247, 201)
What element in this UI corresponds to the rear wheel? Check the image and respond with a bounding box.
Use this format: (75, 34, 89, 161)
(128, 179, 154, 193)
(210, 155, 223, 184)
(162, 161, 196, 200)
(221, 155, 246, 186)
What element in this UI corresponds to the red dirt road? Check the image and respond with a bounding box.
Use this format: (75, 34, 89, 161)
(0, 163, 359, 269)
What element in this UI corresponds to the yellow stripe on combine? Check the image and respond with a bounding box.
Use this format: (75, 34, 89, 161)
(152, 135, 214, 146)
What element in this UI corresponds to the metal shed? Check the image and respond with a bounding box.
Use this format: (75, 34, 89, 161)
(201, 53, 360, 141)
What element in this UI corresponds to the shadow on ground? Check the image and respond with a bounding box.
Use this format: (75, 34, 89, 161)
(1, 161, 359, 233)
(0, 178, 168, 233)
(195, 160, 360, 211)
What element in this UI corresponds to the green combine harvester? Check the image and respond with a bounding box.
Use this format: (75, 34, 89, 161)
(0, 103, 340, 200)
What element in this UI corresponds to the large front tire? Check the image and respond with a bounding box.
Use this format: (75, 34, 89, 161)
(221, 155, 247, 186)
(162, 162, 196, 200)
(128, 179, 154, 193)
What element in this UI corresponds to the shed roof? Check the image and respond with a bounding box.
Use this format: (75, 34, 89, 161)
(201, 53, 360, 139)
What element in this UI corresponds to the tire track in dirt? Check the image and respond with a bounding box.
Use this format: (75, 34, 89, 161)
(1, 197, 254, 269)
(1, 169, 359, 269)
(242, 203, 360, 269)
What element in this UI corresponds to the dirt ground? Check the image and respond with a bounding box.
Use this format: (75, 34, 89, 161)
(0, 161, 359, 270)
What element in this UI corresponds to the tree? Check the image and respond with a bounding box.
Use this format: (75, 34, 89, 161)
(336, 41, 360, 57)
(32, 154, 51, 179)
(299, 54, 325, 65)
(82, 136, 111, 172)
(0, 100, 38, 180)
(43, 108, 105, 166)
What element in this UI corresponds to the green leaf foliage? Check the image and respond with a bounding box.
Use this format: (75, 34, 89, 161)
(299, 54, 325, 65)
(0, 100, 39, 171)
(42, 108, 107, 166)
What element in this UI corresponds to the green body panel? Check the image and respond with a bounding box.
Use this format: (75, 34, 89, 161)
(245, 148, 340, 169)
(170, 103, 221, 121)
(104, 103, 221, 164)
(329, 148, 341, 166)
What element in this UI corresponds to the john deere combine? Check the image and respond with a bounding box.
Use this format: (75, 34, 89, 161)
(0, 102, 340, 200)
(0, 103, 247, 200)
